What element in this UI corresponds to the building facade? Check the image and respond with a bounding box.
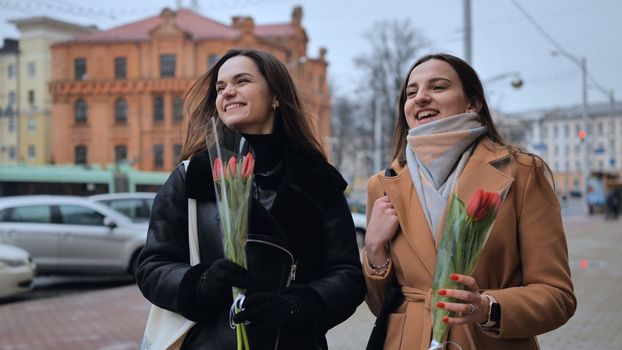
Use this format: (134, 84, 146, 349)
(501, 102, 622, 195)
(0, 39, 19, 164)
(49, 7, 330, 171)
(2, 17, 96, 165)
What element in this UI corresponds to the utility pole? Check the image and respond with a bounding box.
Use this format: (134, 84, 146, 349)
(373, 94, 382, 172)
(580, 57, 590, 203)
(552, 51, 590, 209)
(463, 0, 472, 64)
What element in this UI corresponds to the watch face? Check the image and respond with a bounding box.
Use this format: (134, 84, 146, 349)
(491, 302, 501, 323)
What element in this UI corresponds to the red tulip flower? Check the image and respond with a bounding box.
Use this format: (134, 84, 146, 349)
(466, 189, 501, 221)
(212, 157, 224, 181)
(241, 153, 254, 179)
(226, 156, 238, 178)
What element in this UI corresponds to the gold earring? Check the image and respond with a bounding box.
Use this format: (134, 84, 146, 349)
(272, 100, 279, 110)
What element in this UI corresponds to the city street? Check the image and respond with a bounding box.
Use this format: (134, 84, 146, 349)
(0, 207, 620, 349)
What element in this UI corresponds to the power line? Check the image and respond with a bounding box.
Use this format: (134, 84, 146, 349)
(509, 0, 567, 53)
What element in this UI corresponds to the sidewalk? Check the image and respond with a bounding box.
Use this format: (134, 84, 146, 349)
(1, 214, 620, 349)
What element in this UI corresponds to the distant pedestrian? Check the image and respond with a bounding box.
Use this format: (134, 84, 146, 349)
(363, 53, 576, 350)
(605, 189, 619, 220)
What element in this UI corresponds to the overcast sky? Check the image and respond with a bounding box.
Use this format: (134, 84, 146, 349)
(1, 0, 620, 113)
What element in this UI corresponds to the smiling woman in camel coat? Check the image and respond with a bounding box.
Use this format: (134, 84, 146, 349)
(364, 138, 577, 350)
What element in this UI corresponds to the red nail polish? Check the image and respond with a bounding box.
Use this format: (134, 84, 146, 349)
(436, 302, 445, 308)
(438, 290, 447, 296)
(442, 316, 449, 324)
(450, 274, 459, 280)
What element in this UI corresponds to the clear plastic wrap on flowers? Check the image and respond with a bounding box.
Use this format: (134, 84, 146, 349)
(206, 117, 254, 350)
(429, 189, 501, 350)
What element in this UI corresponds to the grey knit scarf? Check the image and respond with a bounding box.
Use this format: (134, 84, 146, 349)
(405, 113, 487, 239)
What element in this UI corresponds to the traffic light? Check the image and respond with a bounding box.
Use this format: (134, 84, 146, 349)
(578, 129, 586, 140)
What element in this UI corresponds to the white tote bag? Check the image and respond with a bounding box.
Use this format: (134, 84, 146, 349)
(141, 161, 199, 350)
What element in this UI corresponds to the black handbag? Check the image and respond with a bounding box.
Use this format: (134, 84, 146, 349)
(365, 278, 404, 350)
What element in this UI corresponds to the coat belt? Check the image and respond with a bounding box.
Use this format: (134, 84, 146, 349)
(400, 286, 477, 350)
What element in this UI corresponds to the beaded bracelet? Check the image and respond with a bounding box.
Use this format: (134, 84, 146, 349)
(364, 249, 391, 270)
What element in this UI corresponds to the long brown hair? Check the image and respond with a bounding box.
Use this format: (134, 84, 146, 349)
(181, 49, 326, 161)
(390, 53, 555, 189)
(391, 53, 506, 163)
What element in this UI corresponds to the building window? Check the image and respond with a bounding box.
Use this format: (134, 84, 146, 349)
(542, 126, 548, 138)
(8, 64, 14, 79)
(114, 57, 127, 80)
(28, 90, 35, 105)
(74, 58, 87, 80)
(575, 144, 580, 154)
(598, 122, 603, 135)
(75, 99, 88, 124)
(553, 126, 558, 138)
(564, 125, 569, 137)
(8, 146, 15, 160)
(554, 145, 558, 156)
(8, 117, 15, 133)
(28, 118, 36, 132)
(115, 98, 128, 124)
(159, 54, 176, 77)
(8, 91, 15, 107)
(28, 145, 36, 159)
(153, 144, 164, 168)
(27, 62, 35, 78)
(75, 145, 87, 164)
(173, 97, 183, 122)
(173, 144, 182, 165)
(153, 96, 164, 122)
(59, 205, 104, 226)
(115, 145, 127, 163)
(208, 54, 220, 69)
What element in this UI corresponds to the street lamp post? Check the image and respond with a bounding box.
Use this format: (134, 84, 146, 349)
(552, 51, 590, 206)
(463, 0, 472, 64)
(483, 72, 523, 112)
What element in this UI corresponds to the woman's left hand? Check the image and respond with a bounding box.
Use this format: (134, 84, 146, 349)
(436, 274, 489, 326)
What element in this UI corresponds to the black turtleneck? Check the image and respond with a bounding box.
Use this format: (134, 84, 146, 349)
(240, 131, 286, 211)
(240, 132, 285, 174)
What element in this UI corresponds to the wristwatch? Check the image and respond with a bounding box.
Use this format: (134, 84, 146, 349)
(479, 294, 501, 329)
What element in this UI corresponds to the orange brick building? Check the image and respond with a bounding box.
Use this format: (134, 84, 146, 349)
(49, 7, 330, 171)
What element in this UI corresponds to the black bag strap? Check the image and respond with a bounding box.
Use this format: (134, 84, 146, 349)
(366, 165, 403, 350)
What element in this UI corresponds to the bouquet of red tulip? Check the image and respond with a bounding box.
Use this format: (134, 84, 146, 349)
(429, 189, 501, 350)
(207, 117, 254, 350)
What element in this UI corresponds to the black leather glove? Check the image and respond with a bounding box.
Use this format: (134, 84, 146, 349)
(232, 292, 309, 331)
(197, 259, 250, 306)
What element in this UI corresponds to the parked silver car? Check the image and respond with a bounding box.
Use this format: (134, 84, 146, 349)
(0, 243, 36, 298)
(348, 200, 367, 248)
(89, 192, 156, 223)
(0, 196, 147, 276)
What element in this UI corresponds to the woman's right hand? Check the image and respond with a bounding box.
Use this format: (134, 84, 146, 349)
(364, 195, 399, 266)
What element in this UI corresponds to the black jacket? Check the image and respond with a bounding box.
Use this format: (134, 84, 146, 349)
(135, 147, 365, 349)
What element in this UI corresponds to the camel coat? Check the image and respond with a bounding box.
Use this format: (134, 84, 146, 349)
(364, 139, 576, 350)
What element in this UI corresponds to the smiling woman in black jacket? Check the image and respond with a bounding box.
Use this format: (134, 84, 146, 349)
(135, 49, 365, 349)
